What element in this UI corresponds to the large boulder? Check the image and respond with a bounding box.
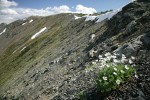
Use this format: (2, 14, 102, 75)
(114, 35, 143, 57)
(140, 33, 150, 49)
(126, 20, 137, 34)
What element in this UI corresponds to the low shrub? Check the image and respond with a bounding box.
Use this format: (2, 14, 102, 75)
(96, 64, 135, 93)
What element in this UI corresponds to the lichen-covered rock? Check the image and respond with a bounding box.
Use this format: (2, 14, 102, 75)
(141, 33, 150, 49)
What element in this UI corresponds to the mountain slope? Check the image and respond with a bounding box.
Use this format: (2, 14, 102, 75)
(0, 0, 150, 99)
(0, 13, 108, 99)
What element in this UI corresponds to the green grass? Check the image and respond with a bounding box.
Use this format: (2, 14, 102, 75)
(96, 64, 135, 93)
(76, 91, 87, 100)
(0, 24, 64, 89)
(0, 14, 74, 93)
(77, 13, 87, 17)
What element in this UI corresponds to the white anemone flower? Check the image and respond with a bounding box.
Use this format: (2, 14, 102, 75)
(132, 64, 136, 67)
(99, 80, 102, 82)
(129, 59, 133, 64)
(125, 65, 129, 70)
(106, 56, 111, 61)
(135, 74, 138, 79)
(111, 55, 117, 59)
(101, 60, 106, 64)
(112, 63, 117, 66)
(113, 59, 120, 63)
(121, 58, 128, 63)
(116, 79, 121, 85)
(99, 55, 103, 59)
(113, 72, 117, 75)
(98, 66, 103, 69)
(103, 76, 107, 80)
(114, 67, 117, 71)
(92, 61, 97, 65)
(131, 56, 136, 60)
(106, 64, 110, 67)
(85, 70, 89, 73)
(105, 52, 111, 57)
(122, 54, 126, 58)
(95, 59, 99, 62)
(100, 63, 105, 67)
(121, 70, 125, 73)
(103, 58, 108, 62)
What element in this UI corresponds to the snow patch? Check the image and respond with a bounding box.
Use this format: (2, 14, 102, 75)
(29, 19, 33, 23)
(0, 28, 7, 35)
(22, 22, 27, 25)
(96, 9, 121, 23)
(12, 50, 17, 54)
(20, 46, 26, 52)
(74, 15, 81, 20)
(31, 27, 47, 39)
(85, 15, 97, 21)
(83, 9, 121, 23)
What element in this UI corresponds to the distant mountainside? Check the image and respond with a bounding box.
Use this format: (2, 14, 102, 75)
(0, 0, 150, 99)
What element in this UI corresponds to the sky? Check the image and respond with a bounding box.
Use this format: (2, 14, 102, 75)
(0, 0, 134, 24)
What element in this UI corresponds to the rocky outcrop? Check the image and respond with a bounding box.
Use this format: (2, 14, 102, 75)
(141, 33, 150, 49)
(0, 23, 7, 31)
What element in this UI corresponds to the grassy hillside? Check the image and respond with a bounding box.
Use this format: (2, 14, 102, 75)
(0, 13, 74, 89)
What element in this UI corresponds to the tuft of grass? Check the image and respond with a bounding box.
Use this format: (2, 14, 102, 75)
(77, 13, 87, 17)
(76, 91, 87, 100)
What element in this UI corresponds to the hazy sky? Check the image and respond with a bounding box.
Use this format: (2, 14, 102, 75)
(0, 0, 133, 24)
